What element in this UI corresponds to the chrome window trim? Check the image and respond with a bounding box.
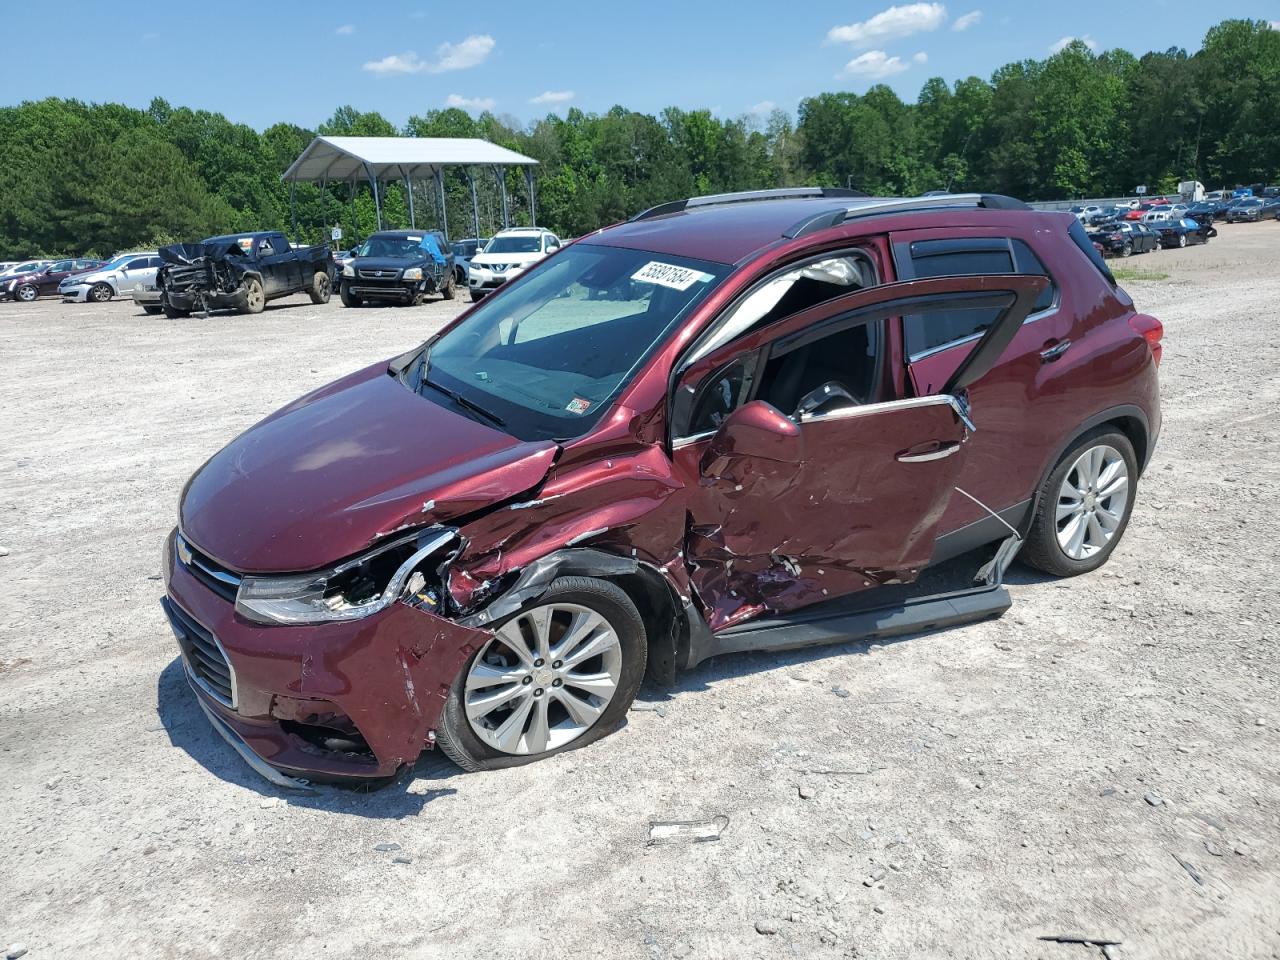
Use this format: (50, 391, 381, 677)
(906, 303, 1060, 363)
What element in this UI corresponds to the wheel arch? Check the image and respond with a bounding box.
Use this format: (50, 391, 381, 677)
(1035, 404, 1151, 505)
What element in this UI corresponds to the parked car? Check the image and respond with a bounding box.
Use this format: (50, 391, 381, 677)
(1123, 204, 1154, 221)
(157, 232, 334, 317)
(1070, 205, 1105, 222)
(162, 187, 1162, 785)
(3, 258, 103, 302)
(59, 252, 159, 303)
(450, 237, 490, 285)
(1086, 206, 1126, 226)
(338, 230, 456, 308)
(1141, 203, 1188, 224)
(467, 227, 562, 301)
(1089, 221, 1160, 257)
(1156, 217, 1216, 248)
(0, 260, 53, 291)
(1225, 197, 1274, 223)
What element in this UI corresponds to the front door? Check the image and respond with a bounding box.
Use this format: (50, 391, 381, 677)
(671, 274, 1048, 630)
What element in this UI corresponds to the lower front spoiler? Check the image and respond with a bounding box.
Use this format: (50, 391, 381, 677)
(188, 681, 315, 791)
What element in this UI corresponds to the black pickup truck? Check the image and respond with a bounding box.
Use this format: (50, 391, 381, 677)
(157, 231, 334, 317)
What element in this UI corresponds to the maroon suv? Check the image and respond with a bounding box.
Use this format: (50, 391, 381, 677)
(163, 188, 1162, 786)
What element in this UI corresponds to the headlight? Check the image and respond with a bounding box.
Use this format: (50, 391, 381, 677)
(402, 267, 423, 281)
(234, 527, 455, 625)
(342, 263, 355, 277)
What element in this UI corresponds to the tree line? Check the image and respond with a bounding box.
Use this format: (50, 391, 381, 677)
(0, 18, 1276, 258)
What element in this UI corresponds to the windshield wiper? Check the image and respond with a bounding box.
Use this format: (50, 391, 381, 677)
(421, 376, 506, 428)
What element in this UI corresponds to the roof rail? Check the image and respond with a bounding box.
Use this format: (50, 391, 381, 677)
(629, 186, 870, 223)
(783, 193, 1031, 239)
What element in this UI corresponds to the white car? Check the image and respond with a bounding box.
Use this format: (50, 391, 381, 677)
(467, 228, 562, 301)
(59, 251, 160, 303)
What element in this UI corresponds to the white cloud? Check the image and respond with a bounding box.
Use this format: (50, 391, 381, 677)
(827, 3, 947, 47)
(913, 51, 928, 63)
(1050, 34, 1098, 54)
(445, 94, 496, 112)
(952, 10, 982, 31)
(749, 100, 777, 114)
(335, 23, 354, 35)
(363, 34, 495, 75)
(530, 90, 575, 104)
(1269, 20, 1280, 29)
(842, 50, 914, 79)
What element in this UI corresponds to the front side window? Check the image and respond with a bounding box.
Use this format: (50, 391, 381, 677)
(420, 244, 729, 441)
(901, 237, 1056, 357)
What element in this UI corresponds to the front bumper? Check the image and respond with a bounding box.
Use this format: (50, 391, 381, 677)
(163, 532, 488, 782)
(342, 278, 433, 302)
(60, 283, 95, 302)
(468, 266, 525, 291)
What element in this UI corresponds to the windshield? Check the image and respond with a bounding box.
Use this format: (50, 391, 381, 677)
(1239, 199, 1262, 207)
(357, 235, 432, 259)
(485, 235, 542, 254)
(419, 244, 730, 441)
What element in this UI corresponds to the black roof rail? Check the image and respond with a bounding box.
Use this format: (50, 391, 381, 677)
(629, 186, 870, 223)
(783, 193, 1032, 239)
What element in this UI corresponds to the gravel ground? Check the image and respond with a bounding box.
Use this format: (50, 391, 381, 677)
(2, 223, 1278, 960)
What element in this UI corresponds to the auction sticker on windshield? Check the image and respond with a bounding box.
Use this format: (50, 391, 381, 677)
(631, 261, 713, 291)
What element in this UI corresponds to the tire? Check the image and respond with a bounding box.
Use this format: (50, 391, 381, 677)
(161, 296, 190, 319)
(1177, 234, 1187, 248)
(240, 277, 265, 315)
(1020, 428, 1139, 578)
(89, 283, 113, 303)
(454, 267, 466, 286)
(15, 284, 38, 302)
(441, 275, 456, 300)
(1120, 243, 1132, 258)
(142, 304, 163, 315)
(436, 577, 648, 772)
(469, 288, 486, 303)
(339, 282, 363, 308)
(308, 271, 331, 305)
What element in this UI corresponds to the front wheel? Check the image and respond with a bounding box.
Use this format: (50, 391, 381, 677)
(435, 577, 647, 771)
(161, 296, 190, 319)
(240, 277, 265, 314)
(308, 271, 331, 305)
(1120, 243, 1132, 258)
(339, 282, 363, 308)
(1020, 428, 1138, 577)
(89, 283, 113, 303)
(142, 304, 163, 315)
(469, 288, 486, 303)
(15, 284, 38, 302)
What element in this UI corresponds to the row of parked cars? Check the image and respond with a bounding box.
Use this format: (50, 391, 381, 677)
(0, 226, 565, 314)
(1080, 192, 1280, 259)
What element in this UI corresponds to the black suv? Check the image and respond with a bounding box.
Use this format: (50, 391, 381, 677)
(339, 230, 456, 307)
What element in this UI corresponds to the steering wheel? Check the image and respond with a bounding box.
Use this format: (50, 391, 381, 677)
(795, 382, 858, 418)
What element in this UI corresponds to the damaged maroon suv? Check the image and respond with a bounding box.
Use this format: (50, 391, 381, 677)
(163, 188, 1162, 786)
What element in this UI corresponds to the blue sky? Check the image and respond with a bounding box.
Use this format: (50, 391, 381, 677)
(1, 1, 1271, 130)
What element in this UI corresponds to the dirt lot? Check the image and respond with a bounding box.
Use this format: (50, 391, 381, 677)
(2, 223, 1278, 960)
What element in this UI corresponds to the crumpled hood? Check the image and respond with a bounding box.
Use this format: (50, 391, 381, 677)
(180, 363, 558, 573)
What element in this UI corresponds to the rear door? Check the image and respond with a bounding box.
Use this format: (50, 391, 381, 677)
(672, 274, 1048, 630)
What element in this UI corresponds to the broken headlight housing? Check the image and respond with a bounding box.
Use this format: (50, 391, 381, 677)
(235, 527, 455, 625)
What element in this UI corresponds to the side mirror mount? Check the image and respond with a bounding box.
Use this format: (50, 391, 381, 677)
(700, 400, 803, 477)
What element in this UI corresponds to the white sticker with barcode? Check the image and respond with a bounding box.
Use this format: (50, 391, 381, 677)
(631, 261, 712, 291)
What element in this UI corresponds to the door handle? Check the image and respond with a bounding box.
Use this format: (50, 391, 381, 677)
(897, 440, 961, 463)
(1039, 339, 1072, 363)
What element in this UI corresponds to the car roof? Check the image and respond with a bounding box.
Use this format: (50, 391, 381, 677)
(580, 191, 1057, 265)
(493, 226, 551, 235)
(368, 229, 442, 237)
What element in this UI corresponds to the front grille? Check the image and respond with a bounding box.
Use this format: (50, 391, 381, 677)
(165, 599, 236, 707)
(176, 534, 241, 602)
(357, 268, 400, 280)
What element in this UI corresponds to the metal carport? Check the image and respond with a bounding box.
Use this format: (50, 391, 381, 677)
(281, 135, 540, 241)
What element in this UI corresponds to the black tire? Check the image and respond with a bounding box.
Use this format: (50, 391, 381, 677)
(308, 271, 331, 305)
(240, 277, 265, 315)
(1177, 233, 1187, 248)
(161, 296, 190, 319)
(15, 284, 38, 302)
(469, 288, 486, 303)
(89, 283, 113, 303)
(1120, 243, 1132, 258)
(142, 304, 163, 315)
(454, 266, 466, 286)
(1020, 428, 1139, 578)
(436, 577, 648, 772)
(339, 282, 363, 308)
(441, 275, 456, 300)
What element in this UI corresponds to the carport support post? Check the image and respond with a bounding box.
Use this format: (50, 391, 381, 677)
(466, 168, 481, 241)
(524, 167, 537, 227)
(348, 180, 357, 240)
(289, 181, 298, 241)
(402, 168, 416, 229)
(434, 170, 449, 242)
(364, 162, 382, 231)
(494, 165, 509, 229)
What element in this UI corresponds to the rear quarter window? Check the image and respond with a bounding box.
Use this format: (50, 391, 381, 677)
(1068, 219, 1115, 287)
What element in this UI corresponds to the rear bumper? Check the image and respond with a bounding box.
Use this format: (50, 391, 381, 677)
(163, 534, 488, 782)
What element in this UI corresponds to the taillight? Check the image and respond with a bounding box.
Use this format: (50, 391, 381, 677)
(1129, 313, 1163, 366)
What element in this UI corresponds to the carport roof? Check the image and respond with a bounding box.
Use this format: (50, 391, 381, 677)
(281, 136, 538, 183)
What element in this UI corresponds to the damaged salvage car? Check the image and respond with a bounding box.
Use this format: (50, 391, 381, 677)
(163, 188, 1162, 786)
(157, 231, 334, 318)
(339, 229, 457, 307)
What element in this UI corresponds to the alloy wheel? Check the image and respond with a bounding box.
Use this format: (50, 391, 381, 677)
(90, 284, 112, 302)
(1055, 444, 1130, 561)
(464, 602, 622, 756)
(16, 285, 36, 302)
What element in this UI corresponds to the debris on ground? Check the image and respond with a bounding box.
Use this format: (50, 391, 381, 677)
(373, 842, 402, 852)
(647, 815, 730, 845)
(631, 702, 668, 717)
(754, 918, 779, 935)
(1172, 853, 1204, 886)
